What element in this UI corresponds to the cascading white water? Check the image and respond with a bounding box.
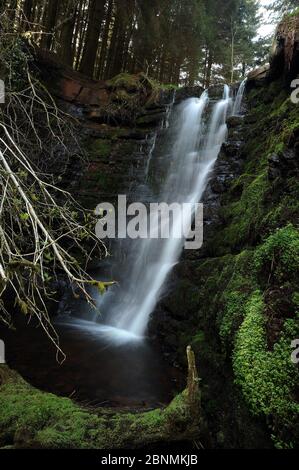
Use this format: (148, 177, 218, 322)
(145, 133, 157, 181)
(232, 79, 246, 116)
(99, 86, 232, 339)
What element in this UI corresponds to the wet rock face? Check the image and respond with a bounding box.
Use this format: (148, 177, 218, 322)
(136, 109, 168, 127)
(77, 129, 156, 209)
(268, 121, 299, 181)
(174, 86, 204, 103)
(268, 148, 299, 181)
(207, 85, 228, 100)
(202, 115, 245, 229)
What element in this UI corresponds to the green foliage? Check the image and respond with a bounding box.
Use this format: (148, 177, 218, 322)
(206, 229, 299, 447)
(0, 366, 196, 449)
(0, 380, 100, 448)
(194, 187, 299, 445)
(220, 172, 270, 249)
(90, 280, 115, 295)
(20, 212, 30, 222)
(192, 330, 205, 346)
(266, 1, 299, 19)
(292, 292, 299, 309)
(0, 36, 32, 91)
(89, 139, 112, 160)
(107, 73, 143, 92)
(191, 228, 299, 443)
(254, 225, 299, 284)
(283, 6, 299, 18)
(218, 250, 256, 349)
(233, 291, 299, 447)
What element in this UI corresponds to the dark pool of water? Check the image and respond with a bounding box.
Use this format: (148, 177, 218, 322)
(0, 315, 182, 408)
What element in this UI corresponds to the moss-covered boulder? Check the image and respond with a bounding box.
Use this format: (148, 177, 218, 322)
(0, 358, 201, 449)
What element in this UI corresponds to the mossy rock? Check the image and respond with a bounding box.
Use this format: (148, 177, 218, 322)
(0, 365, 201, 449)
(233, 291, 299, 448)
(136, 112, 166, 127)
(88, 139, 113, 160)
(107, 73, 144, 93)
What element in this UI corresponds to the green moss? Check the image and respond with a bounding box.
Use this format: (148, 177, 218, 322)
(213, 172, 270, 252)
(88, 139, 112, 160)
(161, 83, 179, 91)
(254, 225, 299, 284)
(219, 290, 251, 350)
(107, 73, 143, 92)
(192, 330, 205, 346)
(283, 8, 299, 19)
(136, 112, 165, 126)
(233, 291, 299, 448)
(0, 379, 101, 448)
(199, 250, 256, 351)
(292, 292, 299, 309)
(164, 279, 201, 316)
(189, 222, 299, 445)
(0, 366, 199, 449)
(95, 172, 110, 190)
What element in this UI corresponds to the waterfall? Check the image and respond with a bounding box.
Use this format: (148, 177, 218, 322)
(145, 132, 157, 181)
(232, 79, 246, 116)
(97, 86, 232, 339)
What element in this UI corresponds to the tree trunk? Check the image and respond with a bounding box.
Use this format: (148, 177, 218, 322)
(205, 50, 213, 88)
(203, 46, 208, 86)
(22, 0, 33, 30)
(173, 60, 181, 86)
(230, 20, 236, 84)
(97, 0, 113, 79)
(7, 0, 17, 22)
(57, 0, 77, 66)
(159, 49, 166, 83)
(121, 23, 134, 75)
(79, 0, 106, 77)
(110, 21, 127, 77)
(41, 0, 59, 50)
(0, 0, 7, 14)
(104, 8, 121, 78)
(73, 0, 88, 69)
(34, 0, 45, 27)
